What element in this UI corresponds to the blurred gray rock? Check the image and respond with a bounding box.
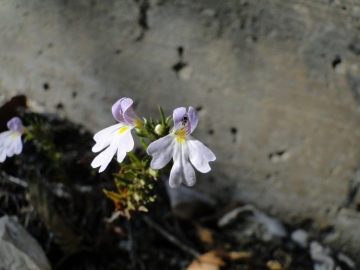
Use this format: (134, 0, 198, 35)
(218, 205, 287, 241)
(310, 241, 335, 270)
(166, 181, 216, 220)
(337, 253, 355, 269)
(0, 215, 51, 270)
(291, 229, 309, 248)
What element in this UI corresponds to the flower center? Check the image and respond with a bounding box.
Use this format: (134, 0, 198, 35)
(11, 132, 20, 138)
(174, 119, 187, 143)
(181, 116, 188, 126)
(176, 136, 185, 144)
(177, 130, 186, 137)
(174, 115, 190, 137)
(118, 126, 129, 134)
(134, 119, 142, 127)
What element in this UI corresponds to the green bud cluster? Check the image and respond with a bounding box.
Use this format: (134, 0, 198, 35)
(134, 106, 172, 140)
(103, 106, 173, 217)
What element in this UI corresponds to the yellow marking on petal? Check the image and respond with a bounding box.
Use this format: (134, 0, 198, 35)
(178, 130, 186, 137)
(135, 119, 142, 127)
(118, 126, 129, 134)
(176, 137, 185, 144)
(11, 132, 19, 138)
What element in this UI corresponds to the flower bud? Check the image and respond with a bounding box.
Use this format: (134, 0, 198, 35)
(154, 124, 164, 135)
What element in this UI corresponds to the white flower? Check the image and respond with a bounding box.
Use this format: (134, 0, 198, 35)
(147, 107, 216, 188)
(91, 98, 142, 172)
(0, 117, 24, 162)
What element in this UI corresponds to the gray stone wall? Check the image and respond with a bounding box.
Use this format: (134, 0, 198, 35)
(2, 0, 360, 260)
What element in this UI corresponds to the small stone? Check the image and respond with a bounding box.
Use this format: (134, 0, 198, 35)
(217, 205, 287, 241)
(291, 229, 309, 248)
(0, 216, 51, 270)
(267, 260, 283, 270)
(310, 241, 335, 270)
(337, 253, 355, 269)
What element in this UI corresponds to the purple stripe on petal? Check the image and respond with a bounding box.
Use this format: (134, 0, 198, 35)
(173, 107, 186, 129)
(112, 98, 127, 122)
(187, 107, 198, 134)
(7, 117, 23, 133)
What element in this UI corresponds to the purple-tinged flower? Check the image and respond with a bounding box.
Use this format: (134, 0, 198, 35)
(147, 107, 216, 188)
(0, 117, 24, 162)
(91, 98, 142, 173)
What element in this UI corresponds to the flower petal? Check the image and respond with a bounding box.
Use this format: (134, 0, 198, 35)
(123, 106, 139, 126)
(187, 107, 198, 134)
(91, 125, 135, 172)
(147, 134, 174, 169)
(13, 136, 23, 155)
(0, 130, 12, 142)
(91, 138, 119, 172)
(5, 141, 14, 157)
(7, 135, 22, 156)
(112, 98, 140, 125)
(93, 123, 123, 143)
(0, 131, 23, 162)
(173, 107, 186, 129)
(187, 137, 216, 173)
(117, 129, 134, 161)
(4, 133, 20, 157)
(169, 142, 196, 188)
(119, 98, 134, 115)
(7, 117, 23, 133)
(112, 98, 127, 122)
(0, 147, 6, 162)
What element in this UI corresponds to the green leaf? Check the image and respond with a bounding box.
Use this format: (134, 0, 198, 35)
(127, 152, 140, 164)
(140, 138, 148, 151)
(158, 105, 166, 126)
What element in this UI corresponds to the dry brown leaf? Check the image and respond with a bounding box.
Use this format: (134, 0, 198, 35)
(186, 251, 226, 270)
(227, 251, 252, 261)
(266, 260, 283, 270)
(196, 226, 214, 244)
(187, 261, 220, 270)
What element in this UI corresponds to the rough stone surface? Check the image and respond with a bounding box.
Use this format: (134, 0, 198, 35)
(1, 0, 360, 262)
(0, 216, 51, 270)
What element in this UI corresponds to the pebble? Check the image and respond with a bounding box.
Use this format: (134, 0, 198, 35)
(291, 229, 309, 248)
(310, 241, 335, 270)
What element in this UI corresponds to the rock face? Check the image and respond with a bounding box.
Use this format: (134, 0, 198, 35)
(0, 216, 51, 270)
(1, 0, 360, 261)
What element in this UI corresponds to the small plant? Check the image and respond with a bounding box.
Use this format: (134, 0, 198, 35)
(0, 97, 216, 217)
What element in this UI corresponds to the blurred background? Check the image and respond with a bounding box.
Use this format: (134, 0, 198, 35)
(1, 0, 360, 262)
